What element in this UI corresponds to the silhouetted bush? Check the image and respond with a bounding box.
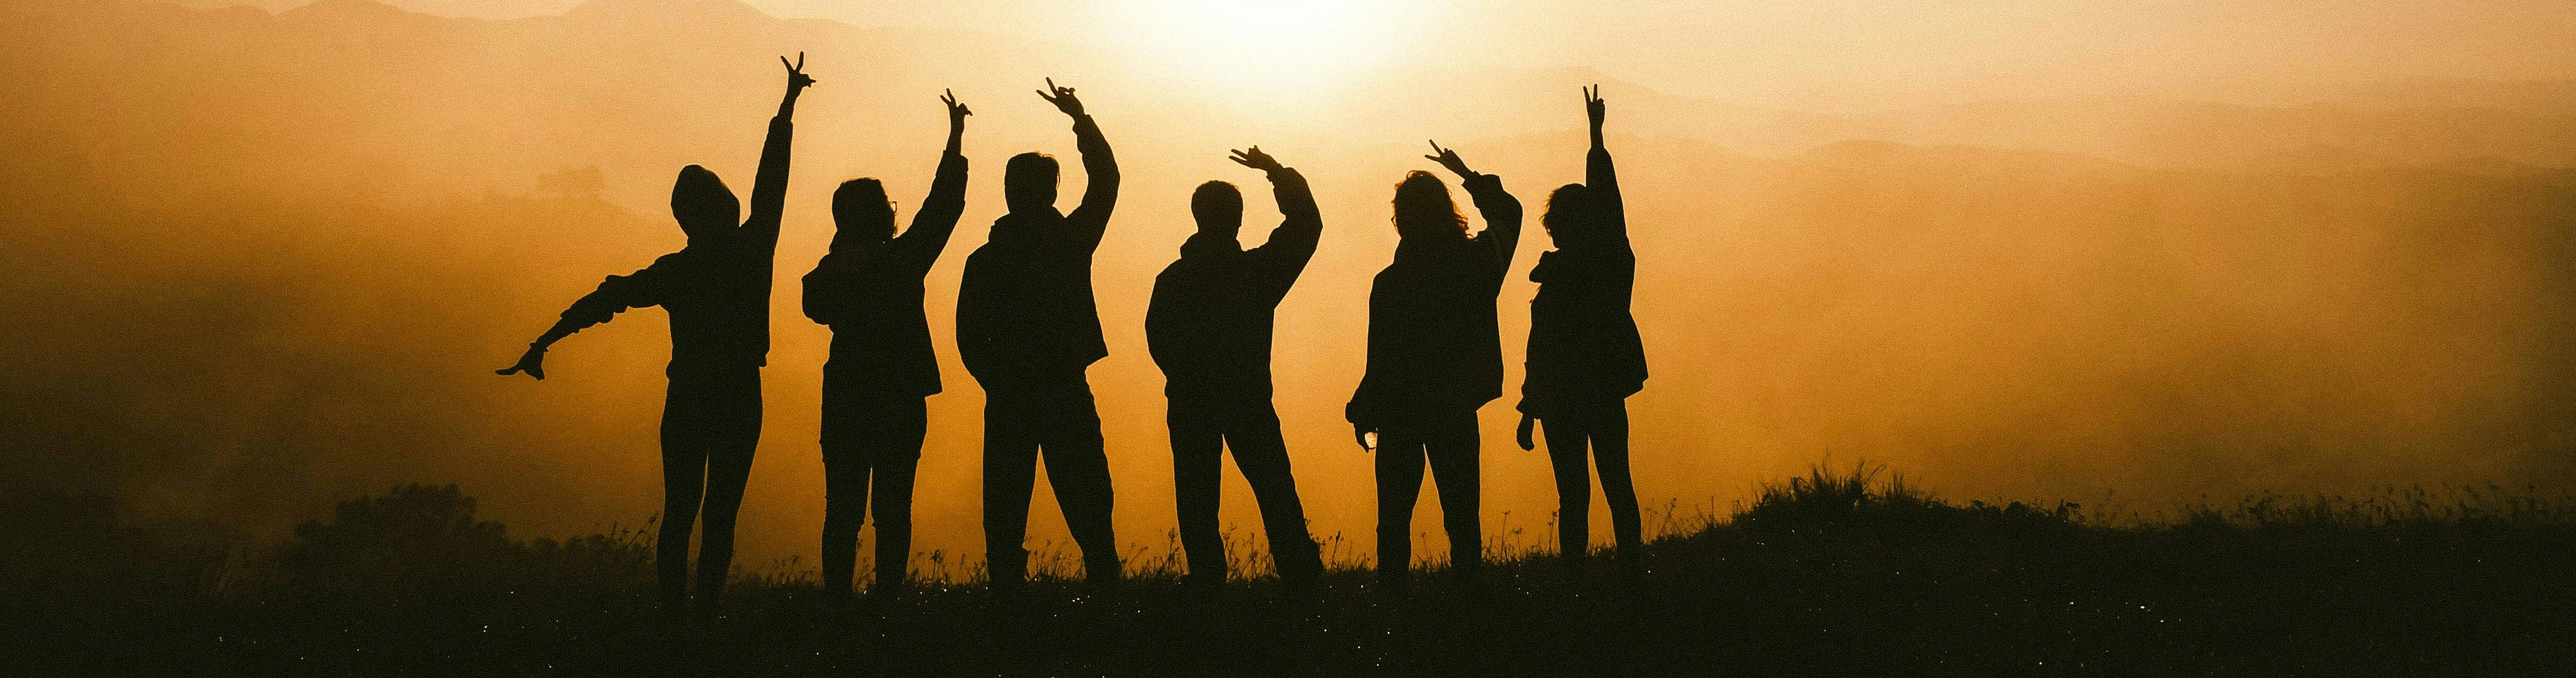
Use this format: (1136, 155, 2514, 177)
(276, 483, 652, 606)
(1733, 461, 2079, 541)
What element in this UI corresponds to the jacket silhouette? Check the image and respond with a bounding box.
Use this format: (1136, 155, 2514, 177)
(1144, 147, 1326, 590)
(954, 80, 1122, 591)
(1349, 142, 1523, 586)
(802, 90, 971, 603)
(1520, 85, 1647, 578)
(498, 55, 812, 615)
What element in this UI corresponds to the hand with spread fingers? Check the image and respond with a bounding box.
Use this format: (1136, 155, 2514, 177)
(780, 52, 816, 93)
(941, 88, 972, 126)
(496, 345, 547, 380)
(1585, 84, 1606, 127)
(1424, 139, 1477, 179)
(1037, 78, 1084, 117)
(1228, 145, 1283, 174)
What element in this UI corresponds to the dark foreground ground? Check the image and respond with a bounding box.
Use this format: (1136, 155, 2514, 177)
(12, 469, 2575, 676)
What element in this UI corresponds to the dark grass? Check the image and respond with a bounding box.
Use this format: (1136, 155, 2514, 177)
(12, 465, 2576, 676)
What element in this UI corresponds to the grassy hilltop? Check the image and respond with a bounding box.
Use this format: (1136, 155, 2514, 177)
(13, 463, 2573, 676)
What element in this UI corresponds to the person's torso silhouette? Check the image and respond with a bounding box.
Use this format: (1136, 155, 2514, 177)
(1347, 144, 1523, 587)
(952, 80, 1123, 591)
(1144, 148, 1327, 590)
(802, 90, 971, 604)
(497, 54, 813, 616)
(1520, 84, 1648, 580)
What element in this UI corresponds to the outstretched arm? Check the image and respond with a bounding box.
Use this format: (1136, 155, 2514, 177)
(1042, 79, 1118, 248)
(743, 53, 814, 249)
(1233, 146, 1321, 292)
(1584, 84, 1626, 244)
(898, 90, 973, 274)
(497, 264, 668, 380)
(1428, 140, 1523, 279)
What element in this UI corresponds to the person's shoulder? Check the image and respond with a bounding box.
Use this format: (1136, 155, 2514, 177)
(648, 249, 699, 269)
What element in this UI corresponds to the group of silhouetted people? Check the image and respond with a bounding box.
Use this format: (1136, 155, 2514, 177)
(498, 56, 1648, 615)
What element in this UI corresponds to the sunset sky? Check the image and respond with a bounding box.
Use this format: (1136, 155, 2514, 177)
(8, 0, 2575, 577)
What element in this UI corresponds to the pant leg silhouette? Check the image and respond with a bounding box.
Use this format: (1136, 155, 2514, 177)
(983, 371, 1118, 586)
(656, 366, 762, 609)
(1375, 408, 1482, 584)
(821, 394, 926, 600)
(1544, 400, 1641, 576)
(1170, 397, 1322, 585)
(1168, 399, 1227, 582)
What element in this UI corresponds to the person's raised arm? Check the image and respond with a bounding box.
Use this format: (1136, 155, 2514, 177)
(897, 90, 972, 274)
(1427, 140, 1523, 280)
(496, 262, 669, 380)
(1231, 146, 1321, 292)
(1584, 84, 1627, 245)
(743, 53, 815, 249)
(1041, 79, 1118, 248)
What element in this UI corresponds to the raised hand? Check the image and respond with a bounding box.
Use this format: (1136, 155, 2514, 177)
(1516, 413, 1537, 451)
(780, 52, 816, 93)
(1424, 140, 1476, 178)
(1584, 83, 1606, 127)
(941, 88, 972, 122)
(1036, 78, 1084, 117)
(495, 346, 547, 380)
(1227, 145, 1283, 173)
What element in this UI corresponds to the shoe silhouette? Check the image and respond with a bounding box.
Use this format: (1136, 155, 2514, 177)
(804, 89, 973, 605)
(1146, 146, 1328, 590)
(497, 53, 813, 616)
(955, 79, 1123, 590)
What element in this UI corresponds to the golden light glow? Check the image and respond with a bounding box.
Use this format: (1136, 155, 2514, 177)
(1109, 0, 1389, 93)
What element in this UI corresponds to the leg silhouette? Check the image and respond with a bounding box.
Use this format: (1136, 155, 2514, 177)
(1374, 435, 1427, 586)
(1421, 411, 1484, 577)
(818, 434, 867, 604)
(1035, 376, 1119, 587)
(1588, 403, 1643, 573)
(980, 389, 1042, 590)
(689, 370, 761, 612)
(1226, 404, 1322, 584)
(656, 407, 706, 610)
(1543, 417, 1594, 576)
(866, 406, 924, 591)
(1168, 399, 1229, 585)
(819, 395, 924, 601)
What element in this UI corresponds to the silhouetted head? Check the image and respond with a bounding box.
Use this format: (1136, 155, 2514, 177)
(1191, 180, 1243, 235)
(1391, 170, 1466, 240)
(830, 178, 895, 250)
(1004, 152, 1060, 214)
(670, 165, 740, 238)
(1543, 183, 1601, 248)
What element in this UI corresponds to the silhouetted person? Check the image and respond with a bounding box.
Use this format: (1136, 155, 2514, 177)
(956, 79, 1121, 593)
(497, 54, 812, 615)
(803, 90, 972, 605)
(1515, 85, 1647, 580)
(1348, 141, 1524, 588)
(1145, 146, 1327, 593)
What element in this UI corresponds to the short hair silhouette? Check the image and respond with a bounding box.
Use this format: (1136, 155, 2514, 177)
(831, 177, 895, 243)
(670, 164, 740, 237)
(1190, 180, 1242, 233)
(1005, 151, 1060, 214)
(1542, 182, 1596, 244)
(1391, 170, 1466, 238)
